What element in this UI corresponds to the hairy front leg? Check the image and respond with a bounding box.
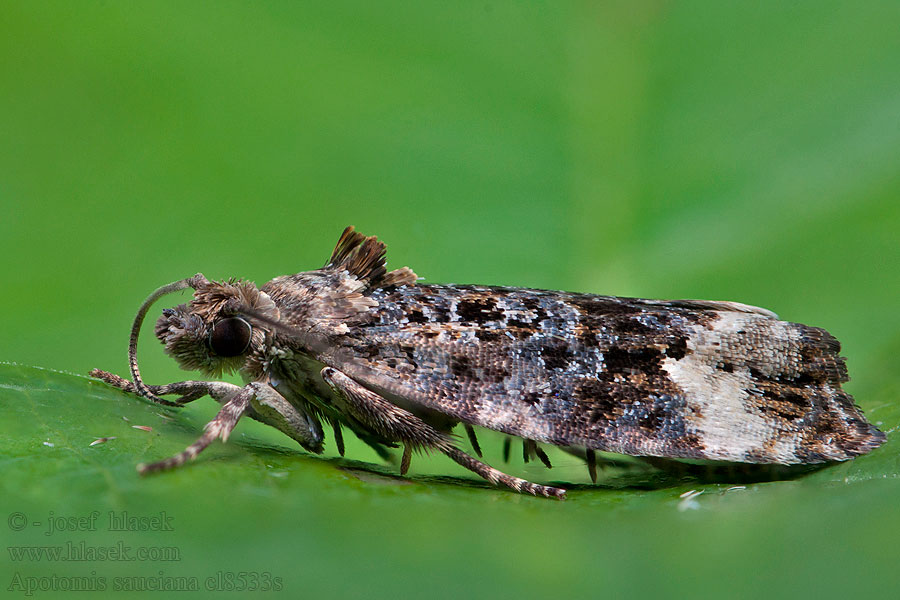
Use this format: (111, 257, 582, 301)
(135, 381, 327, 472)
(137, 384, 254, 474)
(137, 388, 253, 475)
(90, 369, 226, 405)
(320, 367, 566, 499)
(91, 370, 324, 460)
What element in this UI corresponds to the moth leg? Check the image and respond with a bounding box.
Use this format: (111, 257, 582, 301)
(330, 418, 346, 456)
(464, 424, 483, 458)
(320, 367, 450, 454)
(320, 367, 566, 499)
(246, 384, 324, 453)
(138, 383, 255, 474)
(442, 447, 565, 499)
(586, 449, 598, 484)
(560, 447, 635, 483)
(90, 369, 212, 405)
(400, 445, 412, 476)
(522, 439, 552, 469)
(93, 369, 325, 453)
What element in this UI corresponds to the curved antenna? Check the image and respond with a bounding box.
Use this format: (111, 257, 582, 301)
(128, 273, 207, 406)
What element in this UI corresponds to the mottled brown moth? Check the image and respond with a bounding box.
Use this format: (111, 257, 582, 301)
(91, 227, 885, 498)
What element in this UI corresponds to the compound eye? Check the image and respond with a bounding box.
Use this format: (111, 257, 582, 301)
(208, 317, 252, 357)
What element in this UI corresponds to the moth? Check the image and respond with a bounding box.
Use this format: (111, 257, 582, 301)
(91, 227, 885, 498)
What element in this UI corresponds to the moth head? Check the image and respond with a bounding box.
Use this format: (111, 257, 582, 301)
(153, 278, 277, 377)
(126, 273, 279, 405)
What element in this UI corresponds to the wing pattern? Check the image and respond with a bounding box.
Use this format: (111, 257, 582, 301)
(327, 284, 883, 464)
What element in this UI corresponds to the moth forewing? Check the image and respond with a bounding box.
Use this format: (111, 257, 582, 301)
(91, 226, 885, 498)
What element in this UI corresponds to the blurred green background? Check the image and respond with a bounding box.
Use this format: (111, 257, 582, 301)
(2, 1, 899, 598)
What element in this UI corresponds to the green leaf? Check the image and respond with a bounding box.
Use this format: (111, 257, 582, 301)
(2, 363, 899, 598)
